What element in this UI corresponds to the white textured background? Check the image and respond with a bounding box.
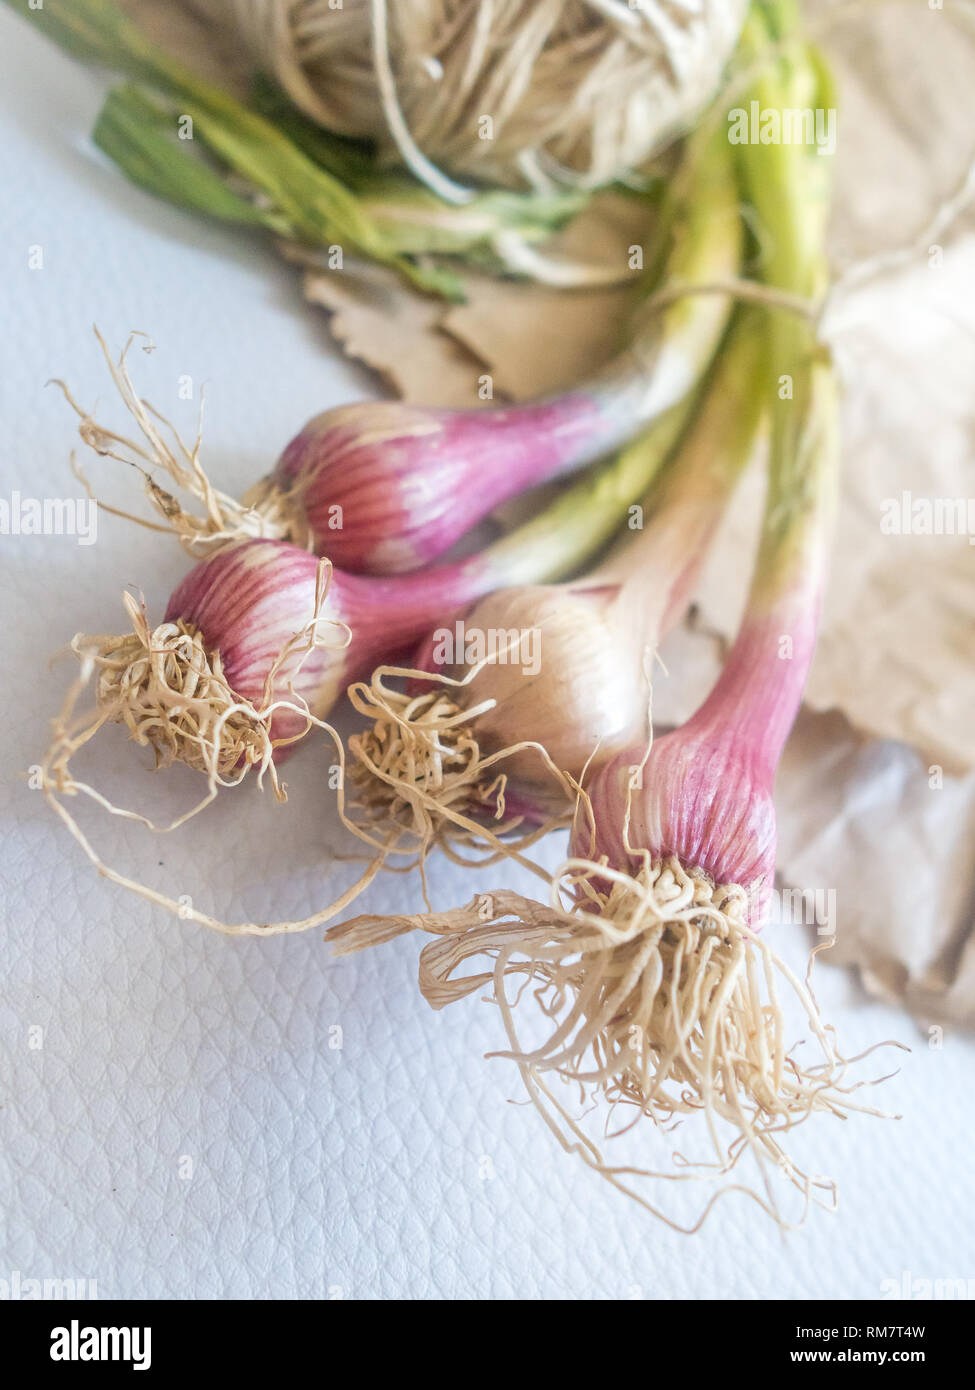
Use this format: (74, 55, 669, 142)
(1, 12, 973, 1301)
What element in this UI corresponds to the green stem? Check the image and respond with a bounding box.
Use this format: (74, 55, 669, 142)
(612, 308, 768, 569)
(484, 312, 762, 593)
(487, 125, 744, 587)
(735, 0, 838, 606)
(485, 399, 694, 588)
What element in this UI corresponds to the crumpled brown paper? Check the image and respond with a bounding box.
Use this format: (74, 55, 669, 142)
(136, 1, 975, 1021)
(290, 189, 656, 407)
(282, 248, 492, 409)
(776, 711, 975, 1029)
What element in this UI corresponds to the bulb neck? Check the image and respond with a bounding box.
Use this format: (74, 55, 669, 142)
(691, 590, 821, 783)
(335, 552, 496, 672)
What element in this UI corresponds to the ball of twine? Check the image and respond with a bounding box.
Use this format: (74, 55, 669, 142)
(198, 0, 747, 197)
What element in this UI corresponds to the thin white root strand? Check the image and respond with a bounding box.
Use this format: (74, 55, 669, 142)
(56, 328, 307, 557)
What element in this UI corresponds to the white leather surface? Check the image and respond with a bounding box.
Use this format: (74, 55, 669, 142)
(2, 14, 974, 1300)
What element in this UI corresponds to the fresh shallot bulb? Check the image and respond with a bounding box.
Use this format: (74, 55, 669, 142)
(343, 569, 668, 863)
(270, 388, 646, 575)
(581, 702, 777, 926)
(419, 582, 651, 811)
(163, 540, 354, 753)
(345, 529, 711, 853)
(42, 550, 498, 936)
(580, 596, 821, 926)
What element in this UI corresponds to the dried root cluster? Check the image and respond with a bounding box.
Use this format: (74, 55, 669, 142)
(345, 663, 576, 891)
(57, 329, 304, 557)
(329, 853, 898, 1227)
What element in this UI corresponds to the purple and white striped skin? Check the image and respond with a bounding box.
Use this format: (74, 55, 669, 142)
(576, 552, 826, 927)
(272, 374, 659, 576)
(164, 538, 500, 758)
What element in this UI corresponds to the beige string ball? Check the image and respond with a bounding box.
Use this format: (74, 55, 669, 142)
(200, 0, 748, 196)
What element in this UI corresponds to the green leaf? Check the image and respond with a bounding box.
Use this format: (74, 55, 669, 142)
(94, 85, 278, 231)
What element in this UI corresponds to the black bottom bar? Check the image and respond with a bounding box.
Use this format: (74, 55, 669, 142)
(1, 1298, 968, 1375)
